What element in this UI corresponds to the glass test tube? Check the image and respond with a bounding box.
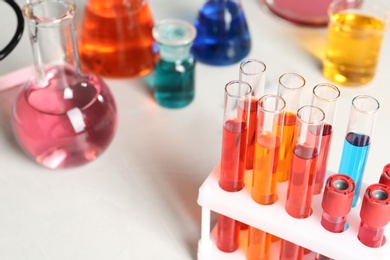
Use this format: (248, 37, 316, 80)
(218, 80, 252, 252)
(239, 59, 267, 170)
(358, 183, 390, 248)
(338, 95, 380, 207)
(280, 105, 324, 260)
(311, 83, 340, 194)
(276, 73, 305, 182)
(246, 94, 285, 260)
(379, 163, 390, 187)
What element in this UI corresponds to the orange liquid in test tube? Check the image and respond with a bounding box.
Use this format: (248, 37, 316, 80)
(252, 132, 280, 204)
(247, 227, 271, 260)
(276, 111, 296, 182)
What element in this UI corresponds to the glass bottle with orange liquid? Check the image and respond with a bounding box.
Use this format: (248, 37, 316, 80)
(78, 0, 155, 78)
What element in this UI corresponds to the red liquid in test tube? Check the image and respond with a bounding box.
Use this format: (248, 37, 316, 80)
(280, 105, 324, 260)
(217, 80, 252, 252)
(219, 119, 248, 191)
(239, 59, 266, 170)
(311, 83, 340, 195)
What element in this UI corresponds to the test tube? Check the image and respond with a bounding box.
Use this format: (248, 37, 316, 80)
(276, 73, 305, 182)
(285, 105, 324, 218)
(338, 95, 380, 207)
(311, 83, 341, 194)
(217, 80, 252, 252)
(379, 163, 390, 187)
(251, 94, 285, 205)
(246, 94, 285, 260)
(358, 183, 390, 248)
(280, 105, 324, 260)
(239, 59, 267, 170)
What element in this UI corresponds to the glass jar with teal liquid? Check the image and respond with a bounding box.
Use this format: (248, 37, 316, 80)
(147, 19, 197, 108)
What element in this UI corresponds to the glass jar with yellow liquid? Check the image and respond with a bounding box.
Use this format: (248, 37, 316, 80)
(322, 0, 390, 86)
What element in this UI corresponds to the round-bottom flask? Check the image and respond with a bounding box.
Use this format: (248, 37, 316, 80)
(12, 0, 117, 169)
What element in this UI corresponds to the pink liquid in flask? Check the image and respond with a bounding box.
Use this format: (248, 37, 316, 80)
(12, 65, 117, 169)
(265, 0, 332, 26)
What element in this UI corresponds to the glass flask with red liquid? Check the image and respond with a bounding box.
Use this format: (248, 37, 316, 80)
(11, 0, 118, 169)
(264, 0, 333, 26)
(78, 0, 155, 78)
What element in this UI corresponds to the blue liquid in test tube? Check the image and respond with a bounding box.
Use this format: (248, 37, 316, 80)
(338, 132, 371, 207)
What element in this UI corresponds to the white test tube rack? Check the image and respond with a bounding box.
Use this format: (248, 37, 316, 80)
(197, 163, 390, 260)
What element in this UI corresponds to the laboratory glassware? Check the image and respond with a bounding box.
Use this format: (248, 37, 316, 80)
(322, 0, 390, 85)
(311, 83, 340, 194)
(338, 95, 380, 207)
(276, 73, 305, 182)
(218, 80, 252, 252)
(79, 0, 155, 78)
(192, 0, 251, 66)
(239, 59, 267, 170)
(147, 19, 197, 108)
(11, 0, 118, 169)
(246, 94, 285, 260)
(265, 0, 333, 26)
(280, 105, 324, 260)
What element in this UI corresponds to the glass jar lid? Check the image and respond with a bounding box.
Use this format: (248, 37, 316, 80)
(152, 19, 196, 46)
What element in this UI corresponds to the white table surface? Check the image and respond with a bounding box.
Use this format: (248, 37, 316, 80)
(1, 0, 390, 259)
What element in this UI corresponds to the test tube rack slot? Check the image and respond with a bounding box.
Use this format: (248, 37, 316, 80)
(197, 163, 390, 260)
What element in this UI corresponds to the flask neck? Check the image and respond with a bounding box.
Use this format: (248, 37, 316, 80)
(23, 0, 81, 83)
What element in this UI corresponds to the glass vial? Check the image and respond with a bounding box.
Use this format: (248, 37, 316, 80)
(79, 0, 155, 78)
(12, 0, 118, 169)
(147, 19, 197, 109)
(192, 0, 251, 66)
(311, 83, 341, 194)
(338, 95, 380, 207)
(239, 59, 267, 170)
(217, 80, 252, 252)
